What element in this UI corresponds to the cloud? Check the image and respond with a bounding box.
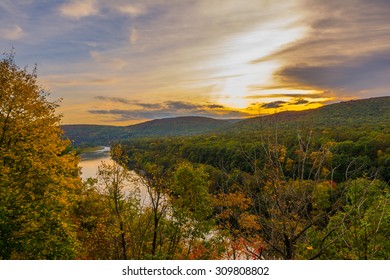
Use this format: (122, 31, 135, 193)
(60, 1, 146, 20)
(166, 101, 199, 110)
(90, 51, 127, 70)
(117, 4, 145, 17)
(135, 101, 228, 111)
(94, 96, 130, 104)
(164, 101, 228, 111)
(0, 25, 24, 40)
(205, 104, 226, 109)
(88, 108, 250, 121)
(93, 98, 225, 111)
(60, 0, 98, 19)
(130, 27, 139, 44)
(276, 52, 390, 97)
(41, 75, 117, 88)
(134, 102, 163, 110)
(4, 0, 389, 126)
(246, 92, 329, 100)
(251, 0, 390, 99)
(88, 99, 250, 121)
(288, 98, 310, 105)
(260, 101, 287, 109)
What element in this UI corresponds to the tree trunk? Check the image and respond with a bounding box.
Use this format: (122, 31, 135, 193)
(119, 221, 127, 259)
(284, 234, 294, 260)
(152, 211, 159, 256)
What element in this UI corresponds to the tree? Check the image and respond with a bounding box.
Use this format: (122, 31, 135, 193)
(169, 162, 214, 258)
(214, 190, 264, 259)
(74, 178, 114, 259)
(0, 53, 82, 259)
(216, 132, 339, 259)
(136, 162, 171, 258)
(319, 178, 390, 259)
(96, 145, 140, 259)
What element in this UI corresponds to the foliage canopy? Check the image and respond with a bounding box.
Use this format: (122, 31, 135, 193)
(0, 53, 82, 259)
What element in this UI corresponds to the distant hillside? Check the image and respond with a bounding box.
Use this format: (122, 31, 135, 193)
(62, 116, 237, 146)
(230, 96, 390, 133)
(63, 97, 390, 146)
(128, 116, 235, 137)
(62, 124, 131, 146)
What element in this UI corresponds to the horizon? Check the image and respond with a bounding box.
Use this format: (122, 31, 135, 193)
(1, 0, 390, 125)
(61, 96, 389, 127)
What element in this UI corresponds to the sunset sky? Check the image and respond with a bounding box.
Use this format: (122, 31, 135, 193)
(1, 0, 389, 125)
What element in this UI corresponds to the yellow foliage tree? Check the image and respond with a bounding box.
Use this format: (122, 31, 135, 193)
(0, 53, 82, 259)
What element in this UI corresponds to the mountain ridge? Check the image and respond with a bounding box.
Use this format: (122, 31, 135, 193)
(62, 116, 237, 146)
(62, 96, 390, 146)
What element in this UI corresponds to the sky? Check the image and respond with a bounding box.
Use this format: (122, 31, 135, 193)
(1, 0, 389, 125)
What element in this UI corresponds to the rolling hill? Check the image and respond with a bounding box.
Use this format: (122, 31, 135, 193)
(62, 96, 390, 146)
(229, 96, 390, 133)
(62, 116, 238, 146)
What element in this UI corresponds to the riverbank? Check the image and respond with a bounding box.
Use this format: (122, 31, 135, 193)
(77, 145, 105, 153)
(80, 146, 111, 161)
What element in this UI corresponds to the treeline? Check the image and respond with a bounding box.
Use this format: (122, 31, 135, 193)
(121, 122, 390, 187)
(62, 117, 235, 146)
(117, 108, 389, 259)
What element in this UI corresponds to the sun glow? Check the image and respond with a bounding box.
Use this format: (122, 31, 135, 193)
(209, 18, 307, 109)
(218, 60, 281, 108)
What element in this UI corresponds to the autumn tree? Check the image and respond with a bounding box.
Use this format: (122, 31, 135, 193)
(214, 190, 263, 259)
(215, 131, 340, 259)
(0, 53, 82, 259)
(74, 178, 115, 259)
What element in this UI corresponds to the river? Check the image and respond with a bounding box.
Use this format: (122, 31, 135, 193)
(78, 146, 151, 206)
(79, 146, 112, 180)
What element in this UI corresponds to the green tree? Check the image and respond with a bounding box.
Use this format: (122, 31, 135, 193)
(96, 145, 140, 259)
(138, 162, 171, 258)
(0, 53, 82, 259)
(169, 162, 214, 258)
(321, 178, 389, 259)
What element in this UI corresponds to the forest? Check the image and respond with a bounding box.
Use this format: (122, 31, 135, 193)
(1, 55, 389, 260)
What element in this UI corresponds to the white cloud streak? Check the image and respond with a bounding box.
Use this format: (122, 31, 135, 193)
(60, 0, 98, 19)
(117, 4, 145, 17)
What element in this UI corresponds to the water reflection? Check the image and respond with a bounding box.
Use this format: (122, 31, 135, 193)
(78, 146, 151, 206)
(79, 147, 111, 180)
